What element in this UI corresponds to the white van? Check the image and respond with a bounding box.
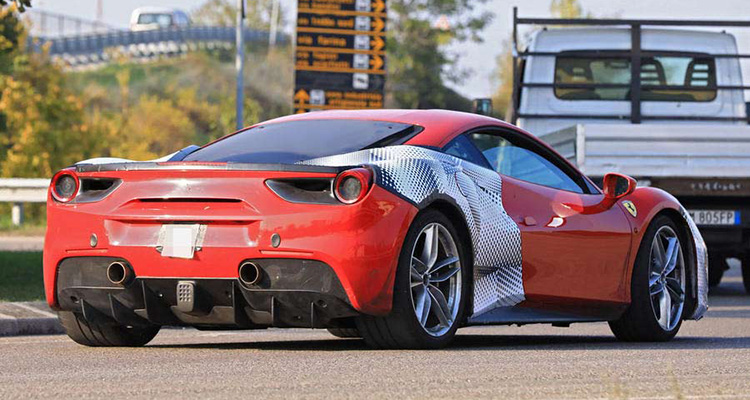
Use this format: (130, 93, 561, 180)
(130, 7, 190, 31)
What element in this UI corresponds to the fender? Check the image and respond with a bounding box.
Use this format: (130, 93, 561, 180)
(618, 186, 708, 320)
(301, 145, 525, 318)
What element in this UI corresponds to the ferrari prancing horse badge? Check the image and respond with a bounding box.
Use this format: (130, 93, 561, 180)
(622, 200, 637, 217)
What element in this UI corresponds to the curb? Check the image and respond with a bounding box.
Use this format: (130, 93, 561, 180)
(0, 317, 64, 337)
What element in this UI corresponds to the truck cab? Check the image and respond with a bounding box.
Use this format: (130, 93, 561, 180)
(511, 9, 750, 292)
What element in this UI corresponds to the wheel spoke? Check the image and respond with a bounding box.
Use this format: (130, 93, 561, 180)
(414, 286, 430, 326)
(419, 225, 440, 270)
(653, 235, 667, 268)
(428, 255, 459, 275)
(659, 290, 672, 328)
(649, 273, 661, 288)
(430, 266, 460, 283)
(663, 237, 678, 276)
(419, 290, 432, 326)
(411, 264, 423, 288)
(412, 256, 427, 275)
(427, 285, 451, 327)
(650, 282, 665, 296)
(665, 277, 685, 303)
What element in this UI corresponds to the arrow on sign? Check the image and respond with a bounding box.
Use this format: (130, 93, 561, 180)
(371, 36, 385, 51)
(370, 55, 384, 70)
(294, 89, 310, 103)
(372, 0, 385, 13)
(372, 17, 385, 33)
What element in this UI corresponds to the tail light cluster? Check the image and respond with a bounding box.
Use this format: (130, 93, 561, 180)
(333, 168, 372, 204)
(51, 171, 79, 202)
(266, 167, 373, 205)
(51, 170, 121, 203)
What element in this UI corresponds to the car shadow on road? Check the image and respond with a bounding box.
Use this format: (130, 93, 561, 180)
(148, 334, 750, 352)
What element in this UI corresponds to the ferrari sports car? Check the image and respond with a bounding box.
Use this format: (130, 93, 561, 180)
(44, 109, 708, 349)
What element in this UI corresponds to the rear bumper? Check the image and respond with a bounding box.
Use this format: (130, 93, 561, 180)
(43, 173, 418, 317)
(56, 257, 357, 328)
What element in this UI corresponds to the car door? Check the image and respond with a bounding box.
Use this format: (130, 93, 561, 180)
(444, 128, 633, 315)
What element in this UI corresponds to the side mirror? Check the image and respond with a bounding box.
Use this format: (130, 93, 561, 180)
(602, 173, 637, 199)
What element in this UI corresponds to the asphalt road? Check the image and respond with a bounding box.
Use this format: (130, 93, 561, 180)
(1, 265, 748, 399)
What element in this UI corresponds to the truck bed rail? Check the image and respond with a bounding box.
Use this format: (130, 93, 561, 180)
(543, 124, 750, 178)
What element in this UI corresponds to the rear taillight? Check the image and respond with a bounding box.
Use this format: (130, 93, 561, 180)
(50, 170, 121, 203)
(334, 168, 372, 204)
(51, 170, 79, 203)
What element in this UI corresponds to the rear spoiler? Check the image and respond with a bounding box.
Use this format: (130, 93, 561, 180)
(75, 162, 345, 174)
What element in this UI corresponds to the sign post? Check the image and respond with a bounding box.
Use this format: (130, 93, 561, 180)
(294, 0, 387, 113)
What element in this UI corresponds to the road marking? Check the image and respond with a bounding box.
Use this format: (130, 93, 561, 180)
(12, 303, 57, 318)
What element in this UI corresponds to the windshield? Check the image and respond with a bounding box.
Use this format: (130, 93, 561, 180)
(183, 119, 419, 164)
(137, 13, 173, 26)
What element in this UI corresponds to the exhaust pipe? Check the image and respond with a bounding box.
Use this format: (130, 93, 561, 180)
(106, 261, 133, 286)
(238, 261, 262, 287)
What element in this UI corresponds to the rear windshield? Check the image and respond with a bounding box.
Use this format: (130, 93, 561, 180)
(183, 119, 419, 164)
(554, 52, 717, 102)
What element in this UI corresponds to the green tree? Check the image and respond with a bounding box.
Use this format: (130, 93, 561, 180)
(0, 1, 30, 12)
(0, 6, 90, 177)
(191, 0, 282, 30)
(387, 0, 492, 110)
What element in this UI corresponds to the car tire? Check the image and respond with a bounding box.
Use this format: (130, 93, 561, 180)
(58, 311, 160, 347)
(326, 327, 361, 338)
(742, 256, 750, 295)
(356, 209, 470, 349)
(609, 215, 688, 342)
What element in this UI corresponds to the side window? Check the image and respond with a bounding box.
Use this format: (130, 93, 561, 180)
(468, 132, 585, 194)
(443, 134, 491, 169)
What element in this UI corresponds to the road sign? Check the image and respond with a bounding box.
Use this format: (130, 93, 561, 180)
(294, 0, 387, 113)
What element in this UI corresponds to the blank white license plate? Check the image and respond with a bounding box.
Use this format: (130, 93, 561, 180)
(157, 224, 201, 259)
(688, 210, 740, 226)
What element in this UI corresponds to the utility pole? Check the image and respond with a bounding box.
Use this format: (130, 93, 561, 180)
(235, 0, 246, 130)
(269, 0, 279, 47)
(95, 0, 103, 32)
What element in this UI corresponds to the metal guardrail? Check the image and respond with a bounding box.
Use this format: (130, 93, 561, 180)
(24, 9, 120, 38)
(0, 179, 50, 226)
(28, 26, 285, 66)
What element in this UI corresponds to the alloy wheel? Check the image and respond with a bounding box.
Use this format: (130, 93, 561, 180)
(409, 223, 462, 337)
(648, 226, 686, 331)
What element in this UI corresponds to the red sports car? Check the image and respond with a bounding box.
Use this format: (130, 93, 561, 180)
(44, 110, 708, 349)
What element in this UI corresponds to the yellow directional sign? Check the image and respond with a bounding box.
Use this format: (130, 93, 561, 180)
(371, 36, 384, 51)
(294, 0, 388, 113)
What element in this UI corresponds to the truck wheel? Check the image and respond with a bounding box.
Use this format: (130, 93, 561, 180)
(609, 215, 687, 342)
(708, 255, 726, 287)
(356, 209, 469, 349)
(58, 311, 160, 347)
(743, 256, 750, 294)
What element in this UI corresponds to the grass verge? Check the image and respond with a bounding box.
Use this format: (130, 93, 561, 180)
(0, 251, 44, 302)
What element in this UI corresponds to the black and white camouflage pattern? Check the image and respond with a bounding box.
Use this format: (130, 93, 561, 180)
(302, 145, 524, 316)
(681, 207, 709, 320)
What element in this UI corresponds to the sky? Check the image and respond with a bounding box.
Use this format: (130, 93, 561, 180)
(32, 0, 750, 99)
